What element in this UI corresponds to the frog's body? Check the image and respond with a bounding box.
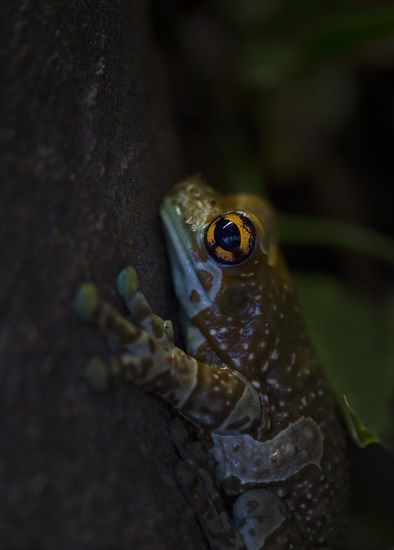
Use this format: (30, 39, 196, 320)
(75, 177, 348, 550)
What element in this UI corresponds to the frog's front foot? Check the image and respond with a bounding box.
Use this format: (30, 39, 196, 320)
(74, 266, 174, 392)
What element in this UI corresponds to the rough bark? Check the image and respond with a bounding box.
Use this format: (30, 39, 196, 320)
(0, 1, 206, 548)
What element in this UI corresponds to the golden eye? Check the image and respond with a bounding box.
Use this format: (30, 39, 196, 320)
(205, 212, 256, 265)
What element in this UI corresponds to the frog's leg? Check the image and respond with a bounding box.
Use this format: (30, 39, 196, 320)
(170, 422, 303, 550)
(232, 489, 303, 550)
(169, 419, 245, 550)
(75, 267, 261, 435)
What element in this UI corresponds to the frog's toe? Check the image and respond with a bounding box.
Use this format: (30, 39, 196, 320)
(170, 417, 190, 447)
(116, 267, 170, 346)
(74, 284, 99, 322)
(174, 461, 203, 504)
(171, 419, 209, 469)
(175, 461, 245, 550)
(85, 357, 109, 391)
(162, 320, 174, 343)
(116, 266, 138, 299)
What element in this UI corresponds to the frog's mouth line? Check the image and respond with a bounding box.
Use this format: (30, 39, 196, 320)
(160, 198, 217, 319)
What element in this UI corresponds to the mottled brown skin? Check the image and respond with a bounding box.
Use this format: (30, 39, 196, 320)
(164, 178, 349, 549)
(195, 265, 348, 546)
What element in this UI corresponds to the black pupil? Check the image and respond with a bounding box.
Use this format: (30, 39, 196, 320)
(214, 218, 241, 251)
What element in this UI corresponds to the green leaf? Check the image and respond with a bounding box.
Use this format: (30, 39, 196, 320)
(294, 273, 394, 450)
(343, 395, 380, 447)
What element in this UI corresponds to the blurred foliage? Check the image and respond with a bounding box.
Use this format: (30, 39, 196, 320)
(295, 273, 393, 449)
(154, 0, 394, 544)
(279, 212, 394, 267)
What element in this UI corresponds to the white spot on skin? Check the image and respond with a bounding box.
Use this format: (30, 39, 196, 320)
(260, 341, 266, 348)
(220, 343, 227, 350)
(242, 343, 249, 351)
(252, 380, 260, 389)
(219, 327, 228, 334)
(270, 350, 278, 360)
(248, 353, 255, 360)
(210, 328, 217, 336)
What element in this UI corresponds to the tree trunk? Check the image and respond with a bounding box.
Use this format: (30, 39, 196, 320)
(0, 1, 206, 548)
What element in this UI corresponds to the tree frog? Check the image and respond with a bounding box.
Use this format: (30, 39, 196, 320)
(75, 176, 348, 549)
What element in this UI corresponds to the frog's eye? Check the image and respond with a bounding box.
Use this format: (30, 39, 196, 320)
(205, 212, 256, 265)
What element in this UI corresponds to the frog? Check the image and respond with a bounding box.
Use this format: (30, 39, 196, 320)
(74, 176, 349, 550)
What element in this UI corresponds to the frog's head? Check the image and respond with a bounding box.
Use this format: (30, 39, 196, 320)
(160, 176, 291, 378)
